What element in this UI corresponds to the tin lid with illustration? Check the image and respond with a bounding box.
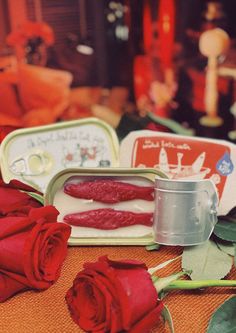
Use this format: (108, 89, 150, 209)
(44, 167, 167, 245)
(0, 118, 119, 193)
(120, 130, 236, 215)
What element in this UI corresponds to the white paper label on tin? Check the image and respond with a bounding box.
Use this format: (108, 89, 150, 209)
(120, 130, 236, 215)
(1, 120, 119, 192)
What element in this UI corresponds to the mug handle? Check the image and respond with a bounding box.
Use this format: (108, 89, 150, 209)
(199, 179, 219, 227)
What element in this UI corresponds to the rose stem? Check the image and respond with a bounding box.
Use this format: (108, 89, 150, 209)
(152, 272, 236, 293)
(165, 279, 236, 290)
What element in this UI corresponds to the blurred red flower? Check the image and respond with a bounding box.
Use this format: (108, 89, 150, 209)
(6, 21, 54, 47)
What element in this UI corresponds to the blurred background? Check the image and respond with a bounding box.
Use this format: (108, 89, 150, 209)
(1, 0, 236, 140)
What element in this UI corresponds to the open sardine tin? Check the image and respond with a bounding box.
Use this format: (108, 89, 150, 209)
(120, 130, 236, 216)
(44, 167, 167, 245)
(0, 118, 119, 193)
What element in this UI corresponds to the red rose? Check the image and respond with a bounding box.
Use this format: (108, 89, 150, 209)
(0, 187, 41, 216)
(6, 20, 54, 47)
(66, 256, 163, 333)
(0, 205, 71, 302)
(0, 178, 42, 216)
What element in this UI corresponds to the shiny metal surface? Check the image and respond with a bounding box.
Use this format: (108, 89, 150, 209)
(153, 177, 219, 246)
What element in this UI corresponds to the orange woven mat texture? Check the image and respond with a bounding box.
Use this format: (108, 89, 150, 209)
(0, 245, 235, 333)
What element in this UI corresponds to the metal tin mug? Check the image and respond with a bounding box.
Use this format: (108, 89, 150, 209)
(153, 177, 219, 246)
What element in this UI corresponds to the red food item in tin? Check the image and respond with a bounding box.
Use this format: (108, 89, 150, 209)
(63, 208, 153, 229)
(64, 180, 154, 203)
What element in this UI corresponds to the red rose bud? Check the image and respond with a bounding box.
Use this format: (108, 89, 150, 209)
(65, 256, 163, 333)
(64, 179, 154, 203)
(0, 205, 71, 302)
(64, 208, 153, 229)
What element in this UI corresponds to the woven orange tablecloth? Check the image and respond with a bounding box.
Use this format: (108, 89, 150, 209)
(0, 245, 235, 333)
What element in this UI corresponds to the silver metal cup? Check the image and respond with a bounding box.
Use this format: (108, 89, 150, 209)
(153, 177, 219, 246)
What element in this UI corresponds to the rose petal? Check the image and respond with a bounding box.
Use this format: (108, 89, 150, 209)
(129, 301, 164, 333)
(28, 206, 59, 224)
(66, 270, 123, 333)
(0, 178, 42, 214)
(0, 272, 28, 302)
(0, 269, 29, 291)
(24, 219, 70, 289)
(0, 188, 31, 214)
(99, 255, 148, 270)
(0, 216, 33, 239)
(29, 224, 43, 282)
(38, 225, 70, 281)
(0, 231, 28, 274)
(76, 280, 106, 330)
(0, 178, 41, 194)
(83, 257, 158, 330)
(66, 275, 108, 332)
(4, 200, 42, 217)
(85, 270, 123, 333)
(113, 267, 159, 329)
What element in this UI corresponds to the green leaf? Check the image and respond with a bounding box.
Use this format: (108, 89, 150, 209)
(234, 244, 236, 268)
(207, 296, 236, 333)
(21, 191, 44, 205)
(226, 206, 236, 218)
(147, 111, 194, 136)
(148, 256, 181, 275)
(158, 289, 169, 300)
(146, 243, 161, 251)
(218, 216, 236, 224)
(182, 240, 232, 280)
(216, 241, 235, 256)
(161, 305, 175, 333)
(152, 271, 189, 293)
(214, 220, 236, 242)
